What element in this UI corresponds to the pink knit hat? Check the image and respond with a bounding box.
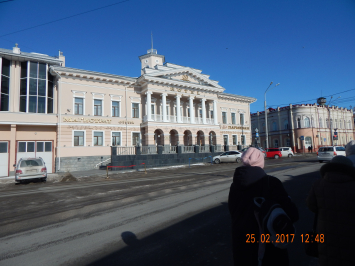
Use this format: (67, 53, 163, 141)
(241, 147, 264, 168)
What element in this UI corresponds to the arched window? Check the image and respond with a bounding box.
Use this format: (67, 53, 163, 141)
(272, 122, 278, 131)
(274, 139, 279, 148)
(304, 117, 310, 128)
(297, 118, 301, 128)
(319, 118, 323, 128)
(284, 120, 289, 129)
(326, 119, 329, 128)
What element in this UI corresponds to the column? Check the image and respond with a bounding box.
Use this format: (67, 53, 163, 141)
(189, 96, 195, 124)
(162, 93, 167, 122)
(176, 95, 181, 123)
(213, 100, 218, 125)
(201, 98, 206, 124)
(146, 91, 152, 121)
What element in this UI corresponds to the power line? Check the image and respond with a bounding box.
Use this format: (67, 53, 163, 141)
(270, 87, 355, 107)
(0, 0, 130, 38)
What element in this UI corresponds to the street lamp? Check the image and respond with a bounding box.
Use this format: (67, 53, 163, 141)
(264, 82, 280, 149)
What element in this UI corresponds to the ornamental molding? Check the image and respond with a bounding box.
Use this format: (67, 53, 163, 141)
(109, 94, 122, 100)
(130, 96, 141, 102)
(140, 67, 223, 89)
(138, 75, 224, 94)
(221, 107, 228, 111)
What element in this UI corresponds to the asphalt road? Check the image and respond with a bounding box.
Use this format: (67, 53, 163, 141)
(0, 156, 321, 266)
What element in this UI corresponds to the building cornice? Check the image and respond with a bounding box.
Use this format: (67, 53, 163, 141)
(51, 66, 137, 85)
(137, 75, 224, 93)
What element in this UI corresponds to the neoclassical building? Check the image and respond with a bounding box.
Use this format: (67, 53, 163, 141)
(0, 45, 256, 176)
(251, 103, 354, 153)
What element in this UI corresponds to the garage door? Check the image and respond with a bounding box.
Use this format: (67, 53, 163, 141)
(17, 141, 53, 173)
(0, 142, 9, 177)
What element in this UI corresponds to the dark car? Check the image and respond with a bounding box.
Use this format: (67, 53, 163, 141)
(265, 148, 282, 159)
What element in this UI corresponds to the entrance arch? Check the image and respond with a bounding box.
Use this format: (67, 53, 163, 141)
(208, 131, 216, 145)
(169, 130, 179, 146)
(154, 129, 164, 146)
(197, 130, 205, 146)
(183, 130, 192, 146)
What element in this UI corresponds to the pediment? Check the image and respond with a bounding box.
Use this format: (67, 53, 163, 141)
(145, 67, 223, 89)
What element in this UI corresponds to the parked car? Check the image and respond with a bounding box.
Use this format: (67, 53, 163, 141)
(213, 151, 242, 164)
(317, 146, 346, 163)
(265, 148, 283, 159)
(15, 157, 47, 183)
(279, 147, 294, 157)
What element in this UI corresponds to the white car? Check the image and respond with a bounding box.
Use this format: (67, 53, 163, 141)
(317, 146, 346, 162)
(213, 151, 242, 164)
(279, 147, 294, 158)
(15, 157, 47, 183)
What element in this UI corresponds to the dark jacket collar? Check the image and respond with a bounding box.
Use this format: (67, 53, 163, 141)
(233, 166, 266, 188)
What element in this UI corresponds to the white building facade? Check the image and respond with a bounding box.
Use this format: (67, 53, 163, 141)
(0, 45, 256, 176)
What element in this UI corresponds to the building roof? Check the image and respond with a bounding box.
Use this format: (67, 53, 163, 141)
(0, 48, 63, 65)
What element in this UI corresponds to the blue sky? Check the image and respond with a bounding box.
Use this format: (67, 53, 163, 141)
(1, 0, 355, 113)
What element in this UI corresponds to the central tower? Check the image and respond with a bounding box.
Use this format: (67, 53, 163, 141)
(138, 48, 165, 75)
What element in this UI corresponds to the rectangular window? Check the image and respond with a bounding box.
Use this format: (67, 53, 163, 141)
(27, 142, 35, 152)
(94, 99, 102, 116)
(132, 103, 139, 118)
(112, 101, 120, 117)
(166, 105, 169, 116)
(18, 142, 26, 152)
(240, 114, 245, 125)
(241, 135, 246, 145)
(19, 61, 52, 113)
(74, 131, 84, 146)
(93, 132, 103, 146)
(132, 132, 140, 146)
(223, 135, 229, 145)
(286, 139, 291, 146)
(0, 58, 10, 111)
(112, 132, 121, 146)
(222, 112, 227, 124)
(232, 135, 237, 145)
(37, 142, 44, 152)
(210, 110, 214, 119)
(45, 142, 52, 152)
(151, 104, 155, 115)
(75, 97, 83, 115)
(231, 113, 236, 124)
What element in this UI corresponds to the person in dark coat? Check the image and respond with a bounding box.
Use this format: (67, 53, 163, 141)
(228, 147, 299, 266)
(307, 156, 355, 266)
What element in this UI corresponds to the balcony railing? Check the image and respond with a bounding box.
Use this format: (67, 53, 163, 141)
(162, 145, 177, 154)
(199, 145, 210, 153)
(183, 146, 194, 153)
(113, 146, 136, 155)
(143, 115, 215, 125)
(142, 145, 157, 154)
